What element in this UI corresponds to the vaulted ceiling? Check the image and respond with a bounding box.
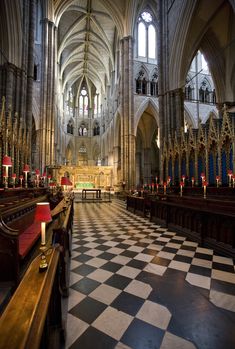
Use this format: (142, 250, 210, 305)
(55, 0, 123, 97)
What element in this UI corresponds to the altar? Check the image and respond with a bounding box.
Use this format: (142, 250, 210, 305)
(54, 165, 113, 189)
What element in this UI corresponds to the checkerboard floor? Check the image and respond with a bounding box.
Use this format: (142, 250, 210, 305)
(65, 199, 235, 349)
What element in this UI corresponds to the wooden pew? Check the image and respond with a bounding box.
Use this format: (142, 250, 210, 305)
(126, 195, 152, 217)
(52, 198, 74, 296)
(0, 196, 67, 309)
(150, 194, 235, 258)
(0, 246, 64, 349)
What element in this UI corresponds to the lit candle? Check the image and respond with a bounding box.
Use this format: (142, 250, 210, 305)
(23, 164, 30, 188)
(232, 175, 235, 188)
(151, 182, 154, 192)
(203, 180, 208, 199)
(163, 182, 167, 195)
(191, 176, 195, 187)
(35, 169, 40, 187)
(216, 175, 220, 188)
(228, 170, 233, 187)
(180, 181, 184, 197)
(12, 173, 16, 188)
(156, 183, 159, 194)
(182, 175, 185, 185)
(19, 175, 23, 188)
(201, 172, 205, 187)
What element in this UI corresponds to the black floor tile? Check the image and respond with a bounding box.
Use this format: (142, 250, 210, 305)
(101, 261, 122, 273)
(116, 243, 132, 249)
(181, 245, 197, 252)
(74, 254, 93, 263)
(151, 256, 171, 267)
(98, 252, 116, 260)
(135, 242, 149, 248)
(121, 318, 164, 349)
(69, 326, 117, 349)
(211, 279, 235, 296)
(212, 262, 235, 273)
(110, 291, 144, 316)
(71, 277, 100, 295)
(105, 274, 132, 290)
(120, 250, 138, 258)
(188, 264, 212, 277)
(69, 296, 107, 324)
(173, 254, 193, 264)
(194, 252, 213, 261)
(161, 246, 178, 254)
(95, 245, 111, 251)
(73, 264, 96, 276)
(73, 246, 90, 253)
(92, 238, 107, 244)
(126, 259, 148, 270)
(142, 248, 158, 256)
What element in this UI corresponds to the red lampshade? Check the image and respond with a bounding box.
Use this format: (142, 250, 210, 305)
(2, 155, 12, 167)
(19, 175, 23, 180)
(12, 173, 16, 178)
(216, 175, 220, 180)
(201, 172, 205, 177)
(43, 172, 47, 177)
(35, 169, 40, 175)
(203, 181, 208, 186)
(180, 181, 184, 186)
(61, 176, 70, 185)
(228, 169, 233, 175)
(35, 202, 52, 223)
(47, 175, 51, 179)
(23, 164, 30, 172)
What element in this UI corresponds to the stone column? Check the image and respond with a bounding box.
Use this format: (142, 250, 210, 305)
(120, 36, 135, 189)
(39, 17, 56, 171)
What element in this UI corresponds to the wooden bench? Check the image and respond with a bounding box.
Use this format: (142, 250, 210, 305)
(0, 196, 66, 292)
(52, 198, 74, 296)
(150, 194, 235, 258)
(0, 246, 64, 349)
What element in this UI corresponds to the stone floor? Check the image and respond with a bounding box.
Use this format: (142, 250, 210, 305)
(64, 199, 235, 349)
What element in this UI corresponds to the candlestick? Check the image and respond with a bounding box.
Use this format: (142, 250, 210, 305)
(216, 175, 220, 188)
(203, 181, 208, 199)
(180, 181, 184, 197)
(182, 175, 185, 185)
(191, 177, 195, 187)
(163, 182, 167, 195)
(228, 170, 233, 187)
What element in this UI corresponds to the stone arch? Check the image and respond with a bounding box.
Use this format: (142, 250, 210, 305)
(134, 98, 159, 136)
(169, 0, 233, 103)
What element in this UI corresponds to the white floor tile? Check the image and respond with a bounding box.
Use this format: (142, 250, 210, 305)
(92, 306, 133, 341)
(136, 300, 171, 330)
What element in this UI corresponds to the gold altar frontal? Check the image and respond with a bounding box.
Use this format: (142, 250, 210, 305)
(56, 166, 113, 189)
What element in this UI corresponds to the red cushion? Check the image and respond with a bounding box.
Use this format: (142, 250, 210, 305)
(19, 222, 41, 258)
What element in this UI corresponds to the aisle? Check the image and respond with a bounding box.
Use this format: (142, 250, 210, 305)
(65, 200, 235, 349)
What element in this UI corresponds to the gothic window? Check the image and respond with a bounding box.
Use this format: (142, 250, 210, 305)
(212, 89, 216, 104)
(136, 68, 147, 95)
(137, 11, 157, 60)
(185, 76, 194, 100)
(67, 120, 74, 135)
(93, 123, 100, 136)
(199, 79, 211, 103)
(79, 87, 89, 117)
(78, 124, 88, 136)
